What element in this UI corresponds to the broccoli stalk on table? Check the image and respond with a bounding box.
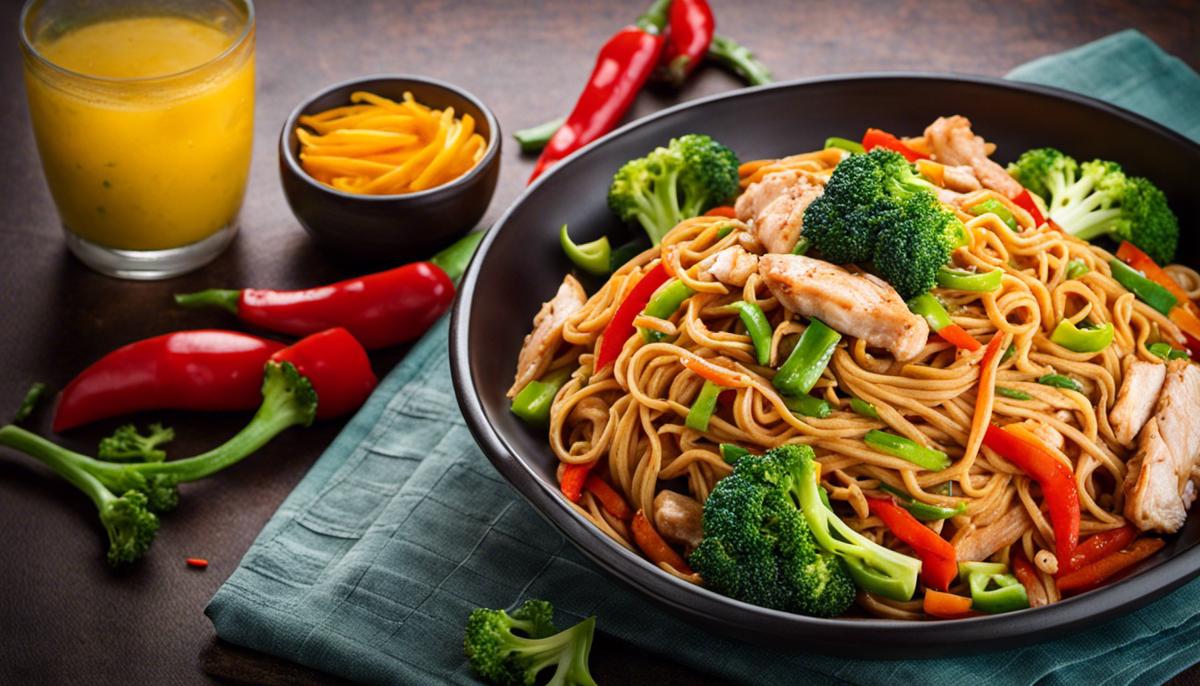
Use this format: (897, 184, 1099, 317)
(689, 443, 921, 615)
(1007, 147, 1179, 264)
(98, 423, 175, 462)
(0, 361, 318, 565)
(802, 149, 963, 300)
(464, 599, 597, 686)
(608, 133, 740, 246)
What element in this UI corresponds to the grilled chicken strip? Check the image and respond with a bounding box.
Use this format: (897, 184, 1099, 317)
(734, 170, 824, 254)
(758, 254, 929, 361)
(507, 274, 587, 398)
(653, 490, 704, 552)
(1123, 360, 1200, 533)
(954, 505, 1031, 562)
(696, 245, 760, 288)
(1110, 357, 1167, 447)
(924, 115, 1023, 198)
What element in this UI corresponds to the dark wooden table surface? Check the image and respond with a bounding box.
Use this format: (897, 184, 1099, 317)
(1, 0, 1197, 684)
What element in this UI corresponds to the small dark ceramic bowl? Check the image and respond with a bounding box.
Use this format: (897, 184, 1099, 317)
(279, 75, 500, 262)
(452, 74, 1200, 657)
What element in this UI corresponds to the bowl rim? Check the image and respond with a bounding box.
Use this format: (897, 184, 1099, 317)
(279, 73, 501, 202)
(450, 72, 1200, 651)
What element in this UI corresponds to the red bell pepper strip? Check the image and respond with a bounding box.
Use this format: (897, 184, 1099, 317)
(704, 206, 737, 218)
(1011, 553, 1040, 598)
(868, 497, 957, 591)
(1012, 189, 1045, 227)
(1065, 524, 1137, 574)
(632, 508, 693, 574)
(52, 331, 286, 432)
(584, 474, 632, 520)
(923, 589, 975, 619)
(861, 128, 929, 162)
(982, 425, 1080, 571)
(1056, 537, 1164, 594)
(173, 233, 482, 350)
(561, 462, 594, 503)
(659, 0, 715, 86)
(595, 263, 672, 371)
(270, 328, 377, 420)
(528, 0, 669, 182)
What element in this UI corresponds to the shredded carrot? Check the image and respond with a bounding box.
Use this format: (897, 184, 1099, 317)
(584, 475, 632, 520)
(296, 90, 487, 195)
(679, 356, 752, 388)
(631, 509, 693, 574)
(936, 323, 982, 352)
(923, 590, 974, 618)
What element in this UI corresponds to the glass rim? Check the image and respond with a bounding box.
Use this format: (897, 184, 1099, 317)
(19, 0, 255, 85)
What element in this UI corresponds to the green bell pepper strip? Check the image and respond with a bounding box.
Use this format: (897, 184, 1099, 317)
(774, 318, 840, 396)
(639, 279, 695, 343)
(1001, 344, 1016, 363)
(864, 430, 950, 471)
(959, 561, 1030, 614)
(783, 394, 831, 419)
(716, 225, 735, 239)
(1038, 374, 1083, 392)
(559, 224, 611, 276)
(1050, 319, 1114, 353)
(685, 380, 723, 432)
(719, 443, 752, 464)
(878, 484, 966, 521)
(791, 236, 811, 255)
(968, 198, 1018, 231)
(824, 137, 865, 155)
(995, 386, 1032, 401)
(850, 397, 879, 419)
(936, 267, 1003, 292)
(907, 293, 954, 331)
(727, 301, 772, 365)
(511, 367, 572, 428)
(1109, 260, 1177, 315)
(1149, 342, 1189, 361)
(1066, 260, 1090, 279)
(609, 237, 648, 272)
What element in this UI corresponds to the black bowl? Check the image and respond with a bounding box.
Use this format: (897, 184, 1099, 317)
(450, 74, 1200, 657)
(279, 75, 500, 262)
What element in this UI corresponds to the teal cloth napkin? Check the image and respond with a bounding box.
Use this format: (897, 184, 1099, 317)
(207, 31, 1200, 685)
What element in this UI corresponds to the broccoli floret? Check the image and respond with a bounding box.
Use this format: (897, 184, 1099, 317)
(688, 444, 856, 617)
(100, 490, 160, 566)
(98, 423, 175, 462)
(804, 149, 955, 298)
(464, 599, 597, 686)
(608, 134, 740, 245)
(1008, 148, 1179, 264)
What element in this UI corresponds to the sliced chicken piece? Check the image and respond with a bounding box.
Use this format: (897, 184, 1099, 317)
(507, 275, 587, 397)
(1110, 357, 1167, 447)
(954, 505, 1031, 562)
(758, 254, 929, 361)
(1123, 359, 1200, 533)
(924, 116, 1023, 198)
(942, 164, 982, 193)
(735, 170, 824, 254)
(653, 490, 703, 552)
(1016, 419, 1065, 452)
(696, 245, 760, 288)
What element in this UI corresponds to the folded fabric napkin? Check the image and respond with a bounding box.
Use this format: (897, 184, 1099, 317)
(208, 30, 1200, 686)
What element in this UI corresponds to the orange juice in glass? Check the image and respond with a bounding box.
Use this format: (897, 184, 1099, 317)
(20, 0, 255, 279)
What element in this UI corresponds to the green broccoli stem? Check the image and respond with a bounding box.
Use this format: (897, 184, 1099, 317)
(519, 617, 598, 686)
(638, 166, 684, 245)
(173, 288, 241, 314)
(0, 424, 115, 511)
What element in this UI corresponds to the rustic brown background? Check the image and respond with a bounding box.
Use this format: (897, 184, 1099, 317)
(1, 0, 1198, 684)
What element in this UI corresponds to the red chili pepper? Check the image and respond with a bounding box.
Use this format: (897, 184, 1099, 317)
(861, 128, 929, 162)
(1011, 189, 1046, 226)
(528, 0, 669, 182)
(186, 557, 209, 569)
(659, 0, 715, 86)
(271, 328, 377, 420)
(52, 331, 286, 432)
(174, 264, 452, 351)
(1057, 537, 1164, 594)
(982, 425, 1080, 570)
(561, 462, 595, 502)
(868, 497, 957, 591)
(1064, 524, 1137, 574)
(595, 263, 672, 371)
